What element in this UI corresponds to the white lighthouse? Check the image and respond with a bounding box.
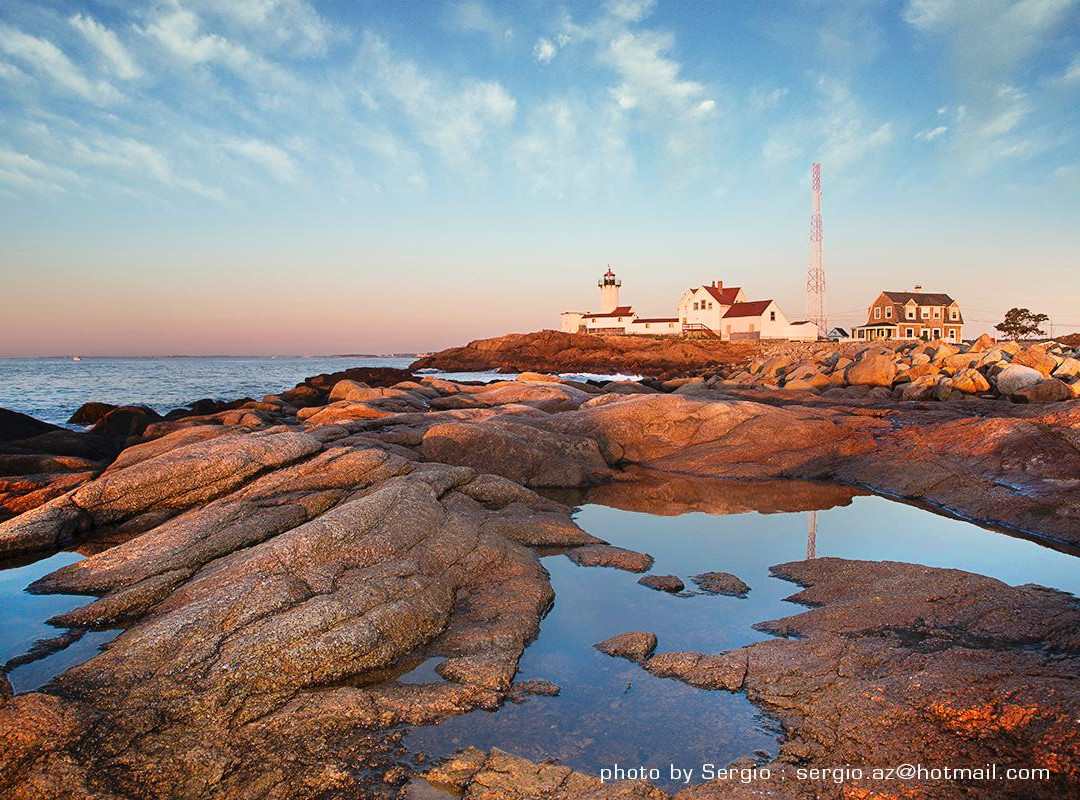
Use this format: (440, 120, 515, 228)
(598, 266, 621, 313)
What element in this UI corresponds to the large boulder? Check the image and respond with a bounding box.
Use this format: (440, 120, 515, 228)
(1014, 379, 1073, 404)
(1013, 345, 1056, 377)
(89, 406, 163, 439)
(1052, 357, 1080, 380)
(845, 352, 897, 388)
(949, 368, 990, 395)
(995, 364, 1046, 396)
(67, 402, 118, 426)
(420, 419, 611, 488)
(968, 333, 995, 352)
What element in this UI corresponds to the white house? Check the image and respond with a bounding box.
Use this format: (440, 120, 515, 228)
(560, 268, 817, 341)
(718, 300, 817, 341)
(676, 281, 746, 336)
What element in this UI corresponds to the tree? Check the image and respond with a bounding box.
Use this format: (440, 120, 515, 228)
(995, 307, 1049, 340)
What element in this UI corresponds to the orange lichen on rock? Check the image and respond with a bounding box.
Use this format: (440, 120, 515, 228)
(927, 700, 1039, 738)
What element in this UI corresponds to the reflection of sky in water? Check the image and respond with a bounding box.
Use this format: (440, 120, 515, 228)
(406, 492, 1080, 789)
(3, 486, 1078, 788)
(0, 551, 122, 693)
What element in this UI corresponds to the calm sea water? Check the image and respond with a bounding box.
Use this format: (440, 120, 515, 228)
(0, 357, 511, 425)
(5, 480, 1079, 783)
(405, 492, 1080, 788)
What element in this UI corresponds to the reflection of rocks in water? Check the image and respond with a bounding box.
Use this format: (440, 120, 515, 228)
(582, 469, 866, 517)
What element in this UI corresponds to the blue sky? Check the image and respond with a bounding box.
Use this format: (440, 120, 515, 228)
(1, 0, 1079, 355)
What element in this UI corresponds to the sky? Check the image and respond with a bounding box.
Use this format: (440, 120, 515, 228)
(0, 0, 1079, 356)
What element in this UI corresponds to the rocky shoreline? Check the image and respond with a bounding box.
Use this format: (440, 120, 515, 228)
(1, 356, 1079, 798)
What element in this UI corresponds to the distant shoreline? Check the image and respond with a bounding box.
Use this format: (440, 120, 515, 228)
(0, 354, 421, 360)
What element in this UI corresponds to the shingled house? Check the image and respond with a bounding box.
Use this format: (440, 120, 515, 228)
(854, 286, 963, 343)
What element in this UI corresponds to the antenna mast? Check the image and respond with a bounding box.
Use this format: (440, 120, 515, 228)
(807, 162, 827, 336)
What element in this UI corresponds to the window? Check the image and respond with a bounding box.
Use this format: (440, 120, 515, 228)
(749, 323, 755, 332)
(934, 308, 941, 318)
(885, 306, 892, 318)
(692, 302, 698, 311)
(921, 307, 929, 319)
(857, 329, 865, 339)
(907, 307, 915, 320)
(950, 309, 958, 320)
(906, 327, 914, 338)
(645, 323, 651, 329)
(874, 307, 881, 319)
(933, 328, 940, 339)
(949, 329, 957, 341)
(770, 311, 776, 321)
(708, 302, 714, 310)
(617, 317, 623, 322)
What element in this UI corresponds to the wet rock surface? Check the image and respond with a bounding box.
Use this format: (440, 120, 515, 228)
(595, 632, 658, 663)
(3, 359, 1080, 798)
(637, 574, 685, 593)
(689, 571, 750, 597)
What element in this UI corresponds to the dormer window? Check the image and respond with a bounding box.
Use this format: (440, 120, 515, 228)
(950, 309, 958, 320)
(907, 307, 915, 320)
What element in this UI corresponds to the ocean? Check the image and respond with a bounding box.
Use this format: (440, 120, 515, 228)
(0, 357, 511, 426)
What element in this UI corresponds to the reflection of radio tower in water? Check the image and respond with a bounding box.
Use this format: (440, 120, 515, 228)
(806, 510, 817, 560)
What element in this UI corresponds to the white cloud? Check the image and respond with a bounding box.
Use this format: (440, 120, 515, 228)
(197, 0, 337, 56)
(915, 125, 948, 141)
(224, 138, 299, 183)
(534, 37, 557, 64)
(0, 60, 27, 82)
(604, 0, 657, 23)
(0, 147, 81, 194)
(448, 1, 513, 47)
(69, 13, 142, 80)
(749, 86, 788, 112)
(763, 75, 893, 171)
(1051, 52, 1080, 85)
(601, 30, 714, 118)
(904, 0, 1077, 85)
(139, 7, 295, 90)
(511, 98, 632, 197)
(0, 22, 123, 105)
(356, 32, 516, 170)
(71, 135, 222, 200)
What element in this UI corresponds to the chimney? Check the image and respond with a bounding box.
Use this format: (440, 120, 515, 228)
(914, 284, 923, 292)
(716, 280, 723, 290)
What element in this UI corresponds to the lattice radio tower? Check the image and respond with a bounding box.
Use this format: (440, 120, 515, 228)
(806, 162, 827, 336)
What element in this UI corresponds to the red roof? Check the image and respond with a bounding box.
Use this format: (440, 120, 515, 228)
(604, 267, 615, 276)
(586, 305, 634, 319)
(701, 285, 741, 305)
(634, 317, 678, 323)
(722, 300, 774, 318)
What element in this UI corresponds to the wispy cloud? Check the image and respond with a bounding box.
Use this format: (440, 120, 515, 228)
(447, 0, 513, 47)
(915, 125, 948, 141)
(69, 13, 142, 80)
(763, 75, 893, 172)
(356, 32, 516, 172)
(71, 134, 223, 200)
(0, 22, 123, 105)
(224, 138, 299, 183)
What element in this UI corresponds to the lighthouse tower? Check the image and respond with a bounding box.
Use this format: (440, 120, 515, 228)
(598, 266, 621, 313)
